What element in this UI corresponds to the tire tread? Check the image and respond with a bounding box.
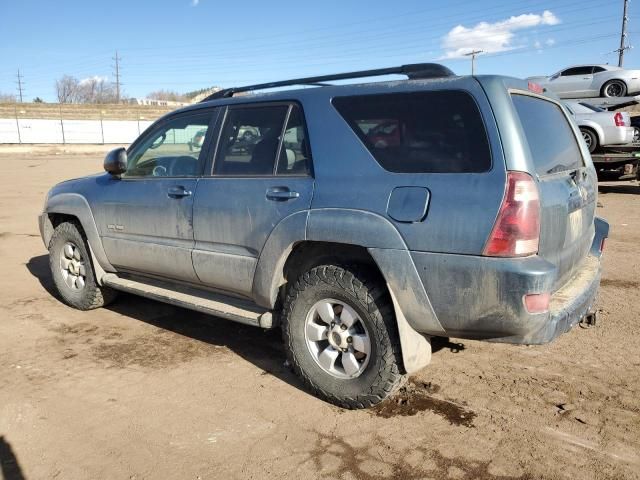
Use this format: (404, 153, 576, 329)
(282, 264, 405, 409)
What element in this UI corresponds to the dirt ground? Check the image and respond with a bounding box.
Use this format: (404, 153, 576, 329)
(0, 151, 639, 480)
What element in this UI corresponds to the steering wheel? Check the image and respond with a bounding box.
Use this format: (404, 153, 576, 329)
(152, 165, 168, 177)
(149, 133, 166, 150)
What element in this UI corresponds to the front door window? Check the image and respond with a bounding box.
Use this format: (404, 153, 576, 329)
(124, 113, 213, 178)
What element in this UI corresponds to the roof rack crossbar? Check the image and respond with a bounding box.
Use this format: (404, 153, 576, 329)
(201, 63, 454, 102)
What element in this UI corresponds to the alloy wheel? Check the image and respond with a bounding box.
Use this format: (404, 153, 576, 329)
(304, 299, 372, 379)
(59, 242, 86, 290)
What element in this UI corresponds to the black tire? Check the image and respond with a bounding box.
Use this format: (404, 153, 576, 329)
(281, 264, 405, 408)
(602, 79, 627, 98)
(49, 221, 117, 310)
(580, 128, 598, 153)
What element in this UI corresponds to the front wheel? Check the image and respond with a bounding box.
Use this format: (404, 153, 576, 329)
(602, 79, 627, 98)
(282, 264, 405, 408)
(49, 221, 117, 310)
(580, 128, 598, 153)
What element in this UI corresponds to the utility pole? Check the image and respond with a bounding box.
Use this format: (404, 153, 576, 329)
(112, 51, 122, 103)
(16, 69, 24, 102)
(464, 50, 483, 75)
(618, 0, 629, 67)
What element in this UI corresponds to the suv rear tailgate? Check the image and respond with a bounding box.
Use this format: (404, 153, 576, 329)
(511, 93, 597, 290)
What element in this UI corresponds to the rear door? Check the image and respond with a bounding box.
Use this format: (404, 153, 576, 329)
(192, 102, 314, 297)
(511, 93, 596, 288)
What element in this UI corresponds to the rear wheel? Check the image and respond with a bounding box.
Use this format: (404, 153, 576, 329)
(602, 79, 627, 98)
(49, 221, 117, 310)
(282, 264, 405, 408)
(580, 128, 598, 153)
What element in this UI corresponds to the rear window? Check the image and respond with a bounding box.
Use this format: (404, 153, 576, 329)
(512, 94, 584, 175)
(332, 91, 491, 173)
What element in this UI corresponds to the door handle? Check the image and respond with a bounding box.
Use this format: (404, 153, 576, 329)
(167, 186, 192, 198)
(266, 187, 299, 201)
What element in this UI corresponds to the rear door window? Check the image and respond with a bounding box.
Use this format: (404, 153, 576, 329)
(512, 94, 584, 176)
(214, 105, 289, 176)
(332, 91, 491, 173)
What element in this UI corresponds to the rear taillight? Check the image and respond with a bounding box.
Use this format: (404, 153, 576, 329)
(614, 112, 625, 126)
(484, 171, 540, 257)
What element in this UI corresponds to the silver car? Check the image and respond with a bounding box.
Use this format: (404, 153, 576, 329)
(563, 101, 634, 153)
(529, 64, 640, 98)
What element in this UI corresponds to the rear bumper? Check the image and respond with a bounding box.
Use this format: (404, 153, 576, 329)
(409, 217, 609, 345)
(602, 126, 634, 146)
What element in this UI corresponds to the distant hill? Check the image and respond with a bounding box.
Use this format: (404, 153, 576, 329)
(186, 87, 222, 103)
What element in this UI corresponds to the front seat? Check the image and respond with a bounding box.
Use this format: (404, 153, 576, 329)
(250, 134, 285, 174)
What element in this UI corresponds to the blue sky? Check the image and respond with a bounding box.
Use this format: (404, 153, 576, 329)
(0, 0, 637, 101)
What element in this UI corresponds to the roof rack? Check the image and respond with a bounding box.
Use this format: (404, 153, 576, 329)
(201, 63, 455, 102)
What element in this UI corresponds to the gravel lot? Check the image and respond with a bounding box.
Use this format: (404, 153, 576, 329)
(0, 152, 639, 480)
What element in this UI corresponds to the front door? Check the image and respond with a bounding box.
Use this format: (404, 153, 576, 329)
(93, 110, 217, 282)
(192, 103, 314, 297)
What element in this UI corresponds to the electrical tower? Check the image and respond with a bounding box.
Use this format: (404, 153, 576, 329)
(16, 69, 25, 102)
(113, 51, 122, 103)
(618, 0, 630, 67)
(464, 50, 483, 75)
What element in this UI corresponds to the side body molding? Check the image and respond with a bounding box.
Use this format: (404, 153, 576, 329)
(44, 193, 115, 276)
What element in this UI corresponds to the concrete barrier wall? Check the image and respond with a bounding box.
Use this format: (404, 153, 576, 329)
(0, 118, 154, 144)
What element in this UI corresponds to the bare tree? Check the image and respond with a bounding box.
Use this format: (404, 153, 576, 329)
(55, 75, 120, 103)
(0, 92, 16, 103)
(147, 89, 187, 102)
(55, 75, 80, 103)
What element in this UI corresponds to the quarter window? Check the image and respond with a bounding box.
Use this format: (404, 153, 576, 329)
(124, 112, 212, 178)
(561, 67, 594, 76)
(332, 91, 492, 173)
(277, 105, 311, 175)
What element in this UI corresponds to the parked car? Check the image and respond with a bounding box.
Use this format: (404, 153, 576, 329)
(528, 64, 640, 99)
(38, 64, 609, 408)
(628, 115, 640, 143)
(188, 129, 207, 151)
(563, 100, 634, 153)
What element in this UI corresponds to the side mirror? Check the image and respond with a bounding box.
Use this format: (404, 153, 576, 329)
(104, 147, 127, 176)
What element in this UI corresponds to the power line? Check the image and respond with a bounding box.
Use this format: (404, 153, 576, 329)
(15, 69, 25, 102)
(112, 51, 122, 103)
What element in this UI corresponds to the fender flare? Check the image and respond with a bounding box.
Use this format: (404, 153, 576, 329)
(44, 193, 115, 280)
(255, 208, 444, 373)
(252, 210, 308, 308)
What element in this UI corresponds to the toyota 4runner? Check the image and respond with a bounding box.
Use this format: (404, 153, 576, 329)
(39, 64, 609, 408)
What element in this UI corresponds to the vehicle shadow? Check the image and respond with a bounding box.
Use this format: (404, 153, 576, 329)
(25, 254, 461, 397)
(25, 254, 303, 393)
(598, 183, 640, 195)
(0, 436, 26, 480)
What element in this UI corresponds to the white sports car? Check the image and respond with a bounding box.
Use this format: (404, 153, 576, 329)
(528, 65, 640, 99)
